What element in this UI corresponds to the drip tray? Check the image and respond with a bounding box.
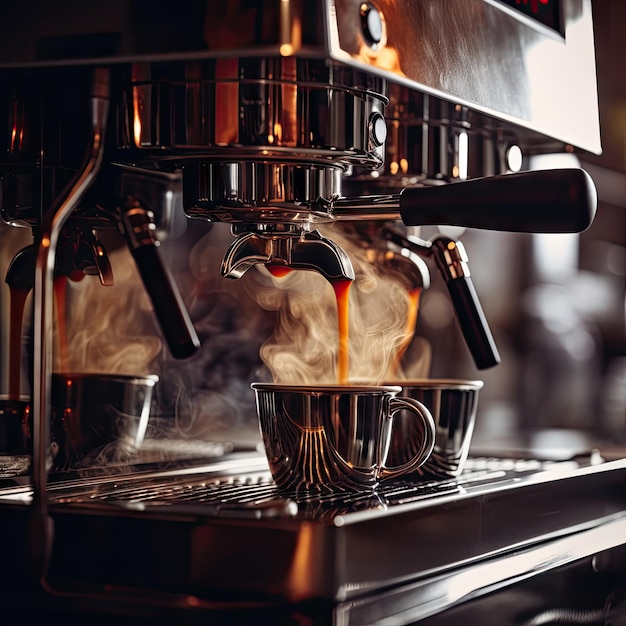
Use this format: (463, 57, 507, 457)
(0, 452, 625, 604)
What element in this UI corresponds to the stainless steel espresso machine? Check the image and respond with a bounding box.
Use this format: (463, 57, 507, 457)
(1, 1, 626, 624)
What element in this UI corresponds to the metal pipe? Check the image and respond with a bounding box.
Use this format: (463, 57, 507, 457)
(31, 67, 110, 578)
(325, 194, 402, 221)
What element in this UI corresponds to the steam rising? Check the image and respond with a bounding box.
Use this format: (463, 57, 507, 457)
(61, 244, 162, 375)
(55, 221, 431, 458)
(255, 224, 431, 384)
(61, 223, 431, 389)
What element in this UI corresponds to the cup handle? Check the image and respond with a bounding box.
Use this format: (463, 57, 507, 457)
(380, 397, 436, 480)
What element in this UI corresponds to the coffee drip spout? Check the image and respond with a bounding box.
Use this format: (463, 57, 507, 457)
(5, 227, 114, 295)
(55, 228, 114, 286)
(221, 224, 355, 283)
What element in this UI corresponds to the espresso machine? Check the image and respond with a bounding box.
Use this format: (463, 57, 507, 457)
(1, 1, 626, 624)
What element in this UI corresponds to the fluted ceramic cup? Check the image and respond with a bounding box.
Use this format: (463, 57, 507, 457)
(251, 383, 436, 493)
(385, 379, 483, 480)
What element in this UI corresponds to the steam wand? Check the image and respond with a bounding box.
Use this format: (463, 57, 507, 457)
(382, 226, 500, 370)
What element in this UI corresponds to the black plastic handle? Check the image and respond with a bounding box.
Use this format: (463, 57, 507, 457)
(446, 276, 501, 370)
(400, 168, 597, 233)
(131, 244, 200, 359)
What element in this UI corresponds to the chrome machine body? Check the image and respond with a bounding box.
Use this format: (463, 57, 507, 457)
(1, 1, 624, 624)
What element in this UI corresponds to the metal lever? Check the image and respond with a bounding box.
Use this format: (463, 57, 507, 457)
(383, 227, 500, 370)
(119, 197, 200, 359)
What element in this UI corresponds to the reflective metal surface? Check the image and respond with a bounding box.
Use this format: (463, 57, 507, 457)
(349, 87, 508, 188)
(330, 0, 601, 154)
(184, 161, 344, 224)
(49, 372, 158, 470)
(120, 59, 387, 167)
(251, 383, 435, 492)
(0, 0, 600, 154)
(0, 453, 623, 613)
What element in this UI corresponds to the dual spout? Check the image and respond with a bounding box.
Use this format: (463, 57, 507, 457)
(221, 225, 355, 282)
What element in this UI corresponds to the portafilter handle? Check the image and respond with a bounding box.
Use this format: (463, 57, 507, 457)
(399, 168, 597, 233)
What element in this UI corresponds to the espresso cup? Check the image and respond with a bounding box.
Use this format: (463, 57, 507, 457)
(384, 379, 483, 480)
(51, 373, 158, 470)
(251, 383, 436, 493)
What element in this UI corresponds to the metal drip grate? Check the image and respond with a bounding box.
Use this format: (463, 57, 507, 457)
(42, 456, 580, 521)
(0, 452, 621, 608)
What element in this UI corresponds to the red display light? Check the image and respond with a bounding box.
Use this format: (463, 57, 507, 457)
(499, 0, 561, 33)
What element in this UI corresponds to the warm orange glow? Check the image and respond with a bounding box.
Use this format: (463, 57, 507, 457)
(332, 279, 352, 385)
(9, 102, 23, 152)
(266, 264, 292, 278)
(391, 287, 422, 376)
(279, 0, 302, 58)
(287, 523, 316, 600)
(214, 59, 240, 145)
(389, 161, 399, 175)
(279, 57, 297, 146)
(133, 103, 142, 147)
(22, 404, 31, 437)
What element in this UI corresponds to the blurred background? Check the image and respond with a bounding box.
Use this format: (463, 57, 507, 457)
(426, 0, 626, 458)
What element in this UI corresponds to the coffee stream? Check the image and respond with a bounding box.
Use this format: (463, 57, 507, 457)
(268, 261, 420, 385)
(267, 263, 353, 385)
(258, 226, 426, 386)
(332, 279, 352, 385)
